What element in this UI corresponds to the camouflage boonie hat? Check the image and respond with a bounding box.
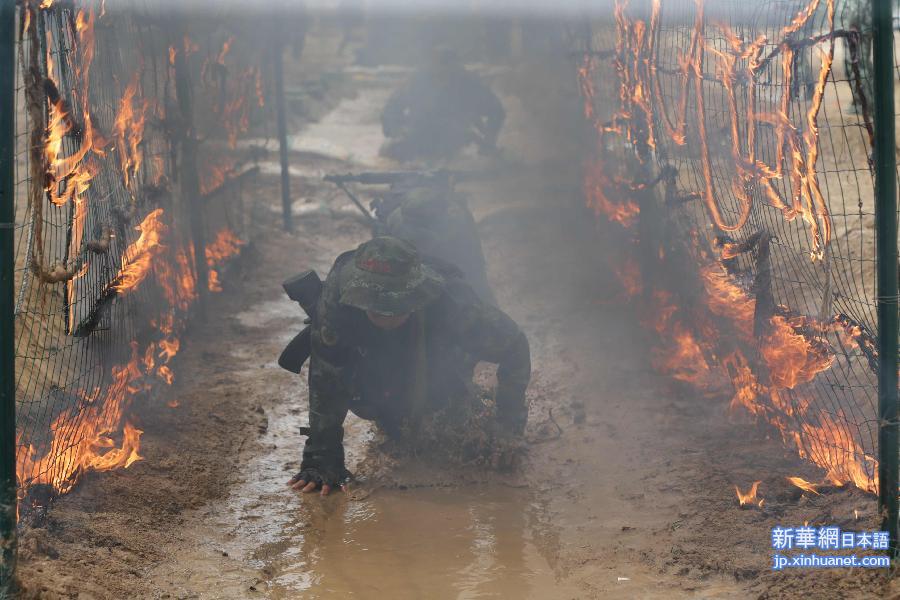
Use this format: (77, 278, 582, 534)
(339, 236, 444, 316)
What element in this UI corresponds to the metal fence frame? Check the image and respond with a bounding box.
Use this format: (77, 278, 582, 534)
(575, 0, 899, 554)
(871, 0, 897, 551)
(2, 1, 17, 596)
(0, 2, 272, 594)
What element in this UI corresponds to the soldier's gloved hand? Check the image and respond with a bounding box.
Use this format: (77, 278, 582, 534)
(287, 465, 352, 497)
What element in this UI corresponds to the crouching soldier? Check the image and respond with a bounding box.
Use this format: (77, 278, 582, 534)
(378, 184, 496, 305)
(288, 236, 530, 496)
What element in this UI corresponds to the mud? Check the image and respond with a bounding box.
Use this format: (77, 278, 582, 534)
(14, 33, 900, 600)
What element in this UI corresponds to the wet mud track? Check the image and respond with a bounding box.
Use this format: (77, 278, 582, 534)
(16, 57, 898, 600)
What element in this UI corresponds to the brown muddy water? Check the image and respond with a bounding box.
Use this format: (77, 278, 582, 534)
(144, 281, 581, 599)
(147, 72, 583, 600)
(151, 360, 578, 599)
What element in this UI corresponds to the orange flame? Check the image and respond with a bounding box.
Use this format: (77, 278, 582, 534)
(582, 155, 640, 228)
(598, 0, 835, 255)
(612, 257, 643, 297)
(18, 11, 258, 511)
(109, 208, 167, 295)
(579, 0, 873, 496)
(787, 476, 821, 495)
(735, 481, 763, 507)
(205, 228, 245, 292)
(44, 9, 99, 209)
(199, 155, 237, 196)
(760, 316, 834, 390)
(17, 343, 147, 497)
(205, 228, 244, 265)
(221, 68, 259, 148)
(114, 71, 151, 189)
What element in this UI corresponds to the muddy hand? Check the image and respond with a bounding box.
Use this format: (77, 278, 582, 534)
(287, 471, 349, 497)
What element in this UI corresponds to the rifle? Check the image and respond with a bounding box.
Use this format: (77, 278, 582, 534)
(323, 170, 486, 223)
(277, 270, 323, 374)
(324, 169, 476, 187)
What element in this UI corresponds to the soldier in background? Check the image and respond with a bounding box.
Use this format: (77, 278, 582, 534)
(287, 237, 530, 495)
(380, 47, 505, 162)
(377, 184, 496, 305)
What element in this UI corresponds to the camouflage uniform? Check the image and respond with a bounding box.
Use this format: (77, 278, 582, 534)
(297, 237, 530, 487)
(381, 49, 505, 162)
(379, 185, 497, 305)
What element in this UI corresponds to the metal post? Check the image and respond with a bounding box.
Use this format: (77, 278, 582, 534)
(0, 0, 18, 594)
(172, 32, 208, 298)
(273, 39, 293, 232)
(873, 0, 899, 554)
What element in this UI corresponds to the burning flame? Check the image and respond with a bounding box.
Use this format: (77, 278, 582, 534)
(735, 481, 763, 507)
(43, 9, 99, 209)
(199, 155, 237, 196)
(760, 316, 834, 390)
(612, 257, 643, 298)
(221, 67, 260, 149)
(114, 71, 151, 189)
(787, 476, 821, 495)
(17, 5, 259, 514)
(17, 342, 147, 497)
(579, 0, 876, 497)
(583, 155, 641, 228)
(109, 209, 167, 295)
(589, 0, 835, 256)
(206, 228, 245, 292)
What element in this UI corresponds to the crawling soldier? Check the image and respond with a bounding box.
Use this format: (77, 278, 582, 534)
(287, 236, 530, 496)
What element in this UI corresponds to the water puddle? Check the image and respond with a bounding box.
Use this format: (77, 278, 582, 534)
(157, 298, 578, 598)
(266, 486, 573, 599)
(150, 76, 580, 599)
(152, 365, 576, 599)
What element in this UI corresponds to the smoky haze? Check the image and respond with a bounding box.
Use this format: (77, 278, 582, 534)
(13, 1, 882, 597)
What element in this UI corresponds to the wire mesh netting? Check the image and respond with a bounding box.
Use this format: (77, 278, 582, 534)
(12, 1, 269, 516)
(574, 0, 891, 495)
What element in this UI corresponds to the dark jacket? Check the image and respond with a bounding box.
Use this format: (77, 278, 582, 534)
(301, 251, 530, 482)
(381, 66, 505, 159)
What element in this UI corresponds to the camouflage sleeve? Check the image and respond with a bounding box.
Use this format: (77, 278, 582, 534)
(300, 265, 353, 483)
(448, 294, 531, 432)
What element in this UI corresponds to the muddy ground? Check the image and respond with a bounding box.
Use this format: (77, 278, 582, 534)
(14, 26, 900, 600)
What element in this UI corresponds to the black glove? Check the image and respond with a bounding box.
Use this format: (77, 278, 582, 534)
(290, 464, 353, 489)
(293, 424, 349, 489)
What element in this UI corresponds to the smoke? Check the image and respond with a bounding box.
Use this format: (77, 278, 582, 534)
(107, 0, 618, 18)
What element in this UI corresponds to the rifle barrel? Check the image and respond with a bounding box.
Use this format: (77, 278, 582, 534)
(323, 170, 479, 186)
